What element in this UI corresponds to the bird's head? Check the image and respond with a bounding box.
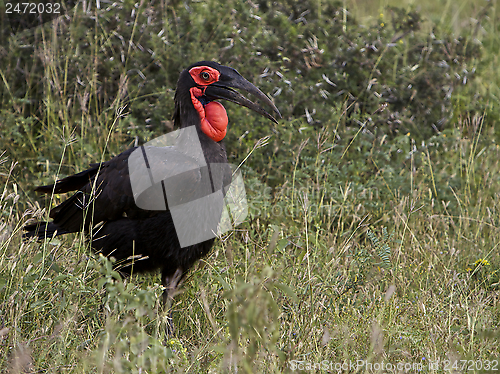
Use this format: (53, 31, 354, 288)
(174, 61, 281, 142)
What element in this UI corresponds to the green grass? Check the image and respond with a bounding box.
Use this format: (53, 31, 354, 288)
(1, 0, 499, 372)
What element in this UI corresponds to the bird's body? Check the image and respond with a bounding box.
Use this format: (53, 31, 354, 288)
(24, 61, 280, 296)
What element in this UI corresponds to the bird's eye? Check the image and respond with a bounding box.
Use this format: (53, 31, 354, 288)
(201, 71, 210, 80)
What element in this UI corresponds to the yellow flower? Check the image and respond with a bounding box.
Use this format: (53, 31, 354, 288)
(406, 132, 410, 136)
(380, 22, 385, 27)
(474, 258, 490, 267)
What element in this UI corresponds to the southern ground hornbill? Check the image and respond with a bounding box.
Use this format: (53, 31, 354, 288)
(24, 61, 280, 313)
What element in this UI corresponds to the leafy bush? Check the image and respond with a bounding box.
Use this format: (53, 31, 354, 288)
(0, 0, 484, 181)
(1, 0, 499, 372)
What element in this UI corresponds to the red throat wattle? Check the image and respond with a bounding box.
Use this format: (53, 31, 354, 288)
(189, 87, 228, 142)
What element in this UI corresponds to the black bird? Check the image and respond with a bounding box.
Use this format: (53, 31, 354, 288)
(24, 61, 280, 305)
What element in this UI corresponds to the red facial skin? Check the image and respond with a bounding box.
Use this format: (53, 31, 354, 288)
(189, 66, 220, 86)
(188, 66, 228, 142)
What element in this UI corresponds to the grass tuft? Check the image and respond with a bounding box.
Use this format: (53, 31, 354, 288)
(0, 0, 499, 371)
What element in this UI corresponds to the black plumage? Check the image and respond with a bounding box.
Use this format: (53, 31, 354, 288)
(24, 61, 280, 299)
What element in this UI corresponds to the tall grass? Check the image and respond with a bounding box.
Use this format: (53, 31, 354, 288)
(0, 0, 499, 372)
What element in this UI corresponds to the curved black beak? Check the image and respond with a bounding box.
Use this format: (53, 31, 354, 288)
(204, 66, 281, 124)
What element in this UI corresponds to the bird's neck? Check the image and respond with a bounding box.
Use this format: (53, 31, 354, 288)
(174, 87, 228, 142)
(173, 98, 228, 165)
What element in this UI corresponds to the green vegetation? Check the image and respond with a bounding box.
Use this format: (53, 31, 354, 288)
(1, 0, 499, 372)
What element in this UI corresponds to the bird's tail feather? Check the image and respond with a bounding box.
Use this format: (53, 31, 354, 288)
(35, 165, 100, 194)
(23, 221, 70, 240)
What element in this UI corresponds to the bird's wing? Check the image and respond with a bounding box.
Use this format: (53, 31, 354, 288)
(34, 146, 216, 234)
